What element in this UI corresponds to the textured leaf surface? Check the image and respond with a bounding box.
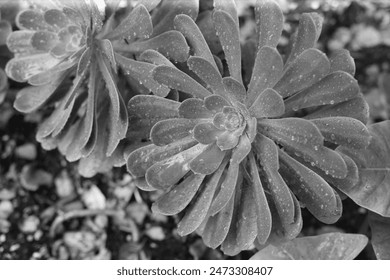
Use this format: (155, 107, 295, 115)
(151, 118, 198, 146)
(329, 49, 355, 75)
(337, 121, 390, 217)
(250, 233, 368, 260)
(247, 46, 283, 106)
(190, 144, 226, 175)
(284, 71, 360, 112)
(249, 88, 284, 118)
(193, 122, 224, 144)
(368, 212, 390, 260)
(152, 173, 205, 215)
(254, 0, 284, 50)
(153, 66, 211, 98)
(178, 98, 213, 119)
(178, 158, 228, 236)
(213, 10, 242, 84)
(274, 48, 330, 98)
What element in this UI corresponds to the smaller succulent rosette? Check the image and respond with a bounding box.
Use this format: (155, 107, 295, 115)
(5, 0, 197, 177)
(127, 0, 372, 255)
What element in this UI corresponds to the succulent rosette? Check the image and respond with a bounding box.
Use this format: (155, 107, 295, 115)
(5, 0, 196, 176)
(126, 0, 372, 255)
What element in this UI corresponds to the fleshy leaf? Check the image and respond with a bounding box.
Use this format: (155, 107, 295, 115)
(254, 0, 284, 50)
(6, 30, 35, 54)
(279, 149, 342, 224)
(116, 53, 170, 97)
(31, 31, 59, 52)
(174, 15, 217, 70)
(285, 13, 323, 67)
(253, 134, 295, 228)
(134, 0, 161, 11)
(284, 71, 360, 112)
(6, 54, 61, 83)
(178, 158, 229, 236)
(214, 0, 238, 26)
(139, 49, 175, 67)
(249, 88, 284, 118)
(368, 212, 390, 260)
(247, 46, 283, 106)
(28, 59, 75, 86)
(153, 65, 211, 98)
(329, 49, 355, 76)
(16, 9, 53, 31)
(213, 10, 242, 84)
(248, 152, 272, 244)
(187, 56, 225, 96)
(250, 233, 368, 260)
(274, 48, 330, 98)
(204, 95, 230, 114)
(44, 9, 69, 29)
(152, 173, 205, 215)
(311, 117, 371, 149)
(304, 96, 369, 125)
(258, 118, 348, 178)
(202, 188, 235, 249)
(337, 121, 390, 217)
(99, 40, 117, 73)
(193, 122, 224, 144)
(126, 137, 197, 178)
(146, 143, 207, 190)
(151, 0, 198, 37)
(216, 126, 244, 151)
(190, 143, 226, 175)
(105, 5, 152, 41)
(151, 118, 199, 146)
(178, 98, 213, 119)
(125, 30, 189, 62)
(97, 55, 128, 156)
(222, 77, 246, 104)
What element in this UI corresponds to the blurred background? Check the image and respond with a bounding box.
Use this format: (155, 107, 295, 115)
(0, 0, 389, 259)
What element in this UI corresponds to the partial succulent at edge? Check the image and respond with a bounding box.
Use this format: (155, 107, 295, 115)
(126, 0, 371, 255)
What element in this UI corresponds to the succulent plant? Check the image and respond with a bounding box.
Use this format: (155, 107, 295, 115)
(5, 0, 196, 177)
(126, 0, 372, 255)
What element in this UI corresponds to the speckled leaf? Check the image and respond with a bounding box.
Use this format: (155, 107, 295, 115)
(258, 118, 348, 178)
(146, 143, 207, 190)
(210, 135, 251, 215)
(337, 121, 390, 217)
(153, 65, 211, 98)
(279, 149, 342, 224)
(116, 53, 170, 97)
(285, 13, 323, 67)
(28, 59, 75, 86)
(43, 9, 69, 29)
(126, 137, 197, 178)
(128, 95, 180, 138)
(251, 233, 368, 260)
(214, 0, 238, 26)
(126, 30, 189, 62)
(202, 189, 235, 249)
(311, 117, 371, 149)
(187, 56, 225, 96)
(31, 31, 58, 52)
(248, 152, 272, 244)
(178, 98, 213, 119)
(6, 54, 61, 83)
(274, 48, 330, 98)
(284, 71, 360, 112)
(134, 0, 161, 11)
(247, 46, 283, 106)
(216, 126, 244, 151)
(253, 134, 295, 228)
(105, 5, 152, 41)
(16, 9, 53, 31)
(14, 73, 65, 113)
(152, 173, 205, 215)
(368, 212, 390, 260)
(329, 49, 355, 76)
(213, 10, 242, 84)
(305, 96, 369, 125)
(204, 95, 230, 114)
(151, 118, 199, 146)
(190, 143, 226, 175)
(97, 56, 128, 156)
(174, 15, 217, 70)
(249, 88, 284, 118)
(254, 0, 284, 50)
(178, 158, 229, 235)
(151, 0, 198, 37)
(139, 49, 175, 67)
(222, 77, 246, 104)
(193, 122, 224, 144)
(6, 30, 35, 54)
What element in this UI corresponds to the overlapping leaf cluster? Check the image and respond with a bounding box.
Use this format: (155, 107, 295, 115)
(5, 0, 195, 176)
(126, 0, 372, 255)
